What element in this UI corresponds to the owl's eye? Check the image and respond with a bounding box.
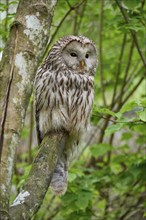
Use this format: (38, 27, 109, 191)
(85, 54, 89, 58)
(70, 52, 77, 57)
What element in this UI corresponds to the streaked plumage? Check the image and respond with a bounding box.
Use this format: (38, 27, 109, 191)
(34, 35, 97, 195)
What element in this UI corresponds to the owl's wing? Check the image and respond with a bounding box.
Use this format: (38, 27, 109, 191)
(35, 96, 42, 145)
(35, 109, 42, 145)
(34, 69, 45, 145)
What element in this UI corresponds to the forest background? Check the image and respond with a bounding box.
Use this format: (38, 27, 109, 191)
(0, 0, 146, 219)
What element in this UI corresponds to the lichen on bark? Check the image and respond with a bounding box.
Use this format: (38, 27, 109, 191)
(9, 133, 67, 220)
(0, 0, 57, 217)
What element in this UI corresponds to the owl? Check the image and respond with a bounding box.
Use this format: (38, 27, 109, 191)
(34, 35, 97, 195)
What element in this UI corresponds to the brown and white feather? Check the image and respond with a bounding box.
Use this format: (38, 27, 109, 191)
(34, 35, 97, 195)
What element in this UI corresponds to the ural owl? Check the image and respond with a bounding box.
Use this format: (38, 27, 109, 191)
(34, 36, 97, 195)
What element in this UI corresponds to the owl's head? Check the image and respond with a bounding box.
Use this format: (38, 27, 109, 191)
(49, 36, 98, 75)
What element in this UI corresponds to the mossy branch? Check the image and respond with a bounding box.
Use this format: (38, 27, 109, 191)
(9, 132, 67, 220)
(0, 0, 57, 214)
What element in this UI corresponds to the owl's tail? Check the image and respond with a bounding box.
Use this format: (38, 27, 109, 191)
(50, 153, 68, 195)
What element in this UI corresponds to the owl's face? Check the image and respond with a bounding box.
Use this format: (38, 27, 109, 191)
(62, 40, 97, 74)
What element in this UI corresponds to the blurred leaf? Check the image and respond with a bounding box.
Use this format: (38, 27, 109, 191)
(105, 123, 124, 135)
(21, 126, 29, 140)
(90, 144, 112, 158)
(123, 0, 141, 9)
(120, 101, 138, 113)
(75, 190, 92, 210)
(96, 107, 117, 117)
(122, 132, 133, 140)
(111, 163, 123, 174)
(138, 109, 146, 122)
(68, 173, 78, 182)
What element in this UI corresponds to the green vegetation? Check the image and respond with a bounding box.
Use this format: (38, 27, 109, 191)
(1, 0, 145, 219)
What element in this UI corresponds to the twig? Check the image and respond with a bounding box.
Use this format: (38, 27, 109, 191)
(42, 0, 86, 60)
(76, 0, 87, 33)
(73, 0, 87, 35)
(121, 73, 146, 106)
(98, 0, 107, 106)
(124, 61, 142, 86)
(118, 39, 135, 107)
(116, 0, 146, 68)
(73, 9, 78, 35)
(118, 192, 146, 220)
(112, 66, 145, 111)
(66, 0, 72, 8)
(92, 113, 145, 124)
(111, 34, 127, 108)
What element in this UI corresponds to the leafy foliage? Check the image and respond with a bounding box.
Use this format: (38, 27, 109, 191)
(1, 0, 145, 219)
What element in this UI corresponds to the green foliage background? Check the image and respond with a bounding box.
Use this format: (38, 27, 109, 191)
(1, 0, 146, 219)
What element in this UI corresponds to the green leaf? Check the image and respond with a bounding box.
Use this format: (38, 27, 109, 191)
(75, 191, 92, 210)
(96, 107, 116, 117)
(105, 123, 124, 135)
(90, 144, 112, 158)
(138, 109, 146, 122)
(68, 173, 77, 182)
(123, 0, 140, 9)
(122, 132, 132, 140)
(111, 163, 122, 174)
(97, 199, 106, 211)
(120, 101, 138, 114)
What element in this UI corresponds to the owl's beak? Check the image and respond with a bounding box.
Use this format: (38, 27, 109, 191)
(79, 60, 85, 70)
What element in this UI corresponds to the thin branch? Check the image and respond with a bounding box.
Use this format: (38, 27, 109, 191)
(111, 34, 127, 108)
(116, 0, 146, 68)
(76, 0, 87, 33)
(118, 39, 135, 107)
(112, 65, 144, 110)
(66, 0, 72, 8)
(92, 113, 145, 124)
(73, 0, 87, 35)
(118, 192, 146, 220)
(98, 0, 107, 106)
(43, 0, 86, 60)
(73, 9, 78, 35)
(121, 73, 145, 106)
(124, 60, 142, 86)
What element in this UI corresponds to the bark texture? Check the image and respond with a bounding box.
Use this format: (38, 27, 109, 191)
(9, 133, 67, 220)
(0, 0, 57, 217)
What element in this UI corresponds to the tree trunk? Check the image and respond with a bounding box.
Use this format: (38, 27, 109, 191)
(0, 0, 57, 218)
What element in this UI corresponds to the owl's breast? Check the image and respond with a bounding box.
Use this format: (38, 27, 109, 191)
(36, 71, 94, 135)
(63, 73, 94, 131)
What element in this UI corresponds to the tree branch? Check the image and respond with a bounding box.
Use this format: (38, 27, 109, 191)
(116, 0, 146, 68)
(118, 39, 135, 107)
(0, 0, 57, 214)
(43, 0, 86, 59)
(111, 34, 127, 108)
(121, 72, 146, 106)
(9, 132, 67, 220)
(112, 65, 143, 109)
(98, 0, 107, 106)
